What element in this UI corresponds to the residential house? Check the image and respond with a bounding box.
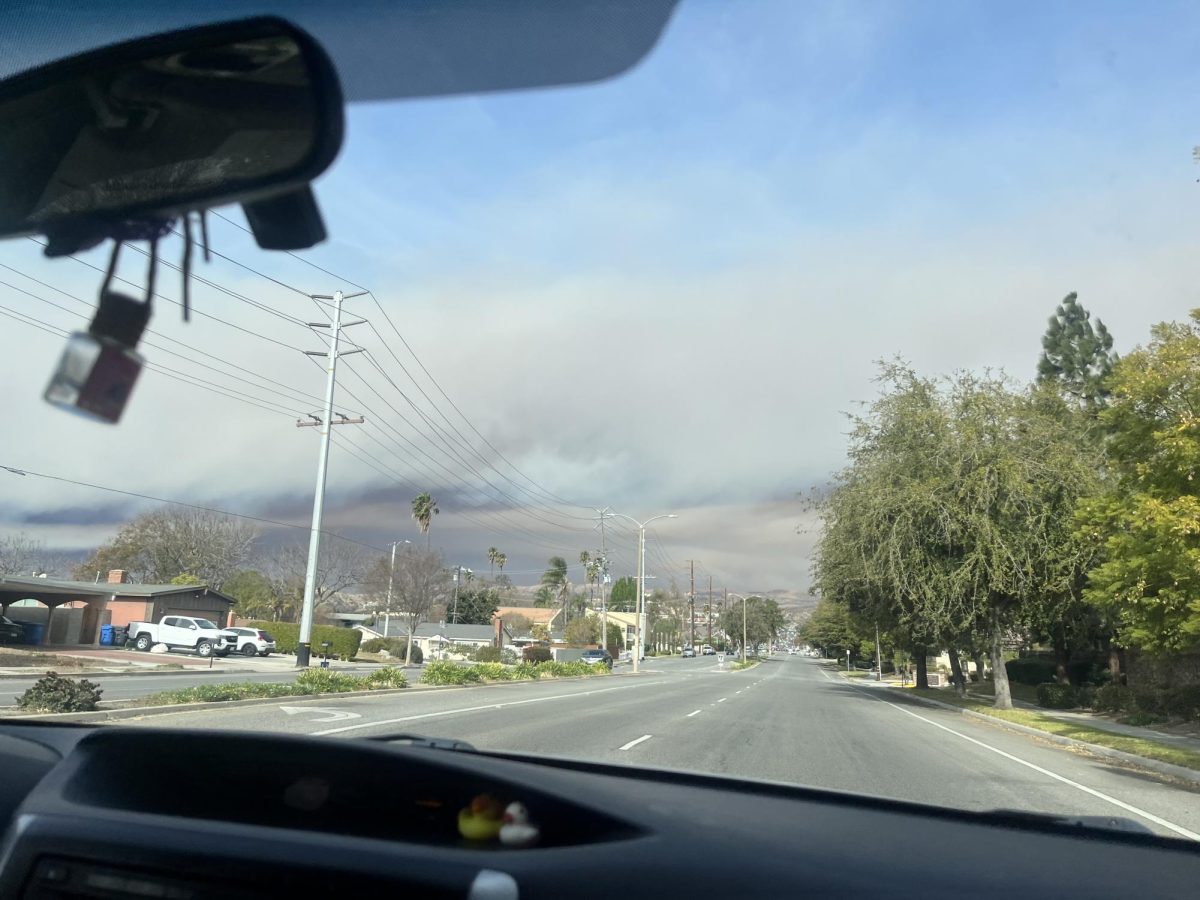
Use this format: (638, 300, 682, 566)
(492, 606, 562, 637)
(413, 622, 497, 660)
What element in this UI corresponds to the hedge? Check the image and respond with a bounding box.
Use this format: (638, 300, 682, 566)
(523, 646, 552, 663)
(420, 659, 607, 686)
(145, 667, 407, 704)
(243, 621, 362, 659)
(361, 637, 423, 663)
(1035, 682, 1078, 709)
(1005, 657, 1059, 686)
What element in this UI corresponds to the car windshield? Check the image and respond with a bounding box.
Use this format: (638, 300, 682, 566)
(1, 0, 1199, 844)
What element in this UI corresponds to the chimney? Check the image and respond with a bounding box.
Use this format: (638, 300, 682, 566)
(107, 569, 129, 584)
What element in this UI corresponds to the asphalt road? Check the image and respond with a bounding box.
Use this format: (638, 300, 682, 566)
(113, 655, 1200, 841)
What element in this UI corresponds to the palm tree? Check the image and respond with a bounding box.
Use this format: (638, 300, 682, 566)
(411, 492, 439, 548)
(541, 556, 570, 624)
(579, 551, 595, 603)
(496, 552, 507, 574)
(487, 547, 500, 579)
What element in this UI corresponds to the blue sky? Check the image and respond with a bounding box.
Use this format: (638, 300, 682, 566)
(3, 0, 1200, 593)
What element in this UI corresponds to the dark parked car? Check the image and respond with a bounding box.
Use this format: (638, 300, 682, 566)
(0, 616, 24, 644)
(580, 648, 613, 670)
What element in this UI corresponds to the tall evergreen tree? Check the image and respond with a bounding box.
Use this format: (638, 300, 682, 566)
(1036, 292, 1117, 411)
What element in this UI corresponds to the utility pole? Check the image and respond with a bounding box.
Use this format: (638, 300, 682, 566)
(294, 289, 367, 667)
(597, 510, 610, 654)
(688, 560, 696, 650)
(451, 565, 472, 624)
(383, 539, 410, 637)
(600, 510, 677, 673)
(706, 574, 713, 645)
(875, 621, 883, 682)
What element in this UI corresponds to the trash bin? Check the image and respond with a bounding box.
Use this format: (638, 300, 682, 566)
(100, 625, 114, 646)
(22, 623, 45, 646)
(111, 626, 129, 647)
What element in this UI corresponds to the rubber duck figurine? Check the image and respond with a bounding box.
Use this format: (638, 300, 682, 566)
(499, 801, 539, 848)
(457, 793, 505, 841)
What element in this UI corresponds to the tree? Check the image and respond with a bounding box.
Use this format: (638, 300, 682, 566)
(1078, 311, 1200, 653)
(451, 585, 501, 626)
(608, 576, 637, 612)
(1037, 292, 1117, 412)
(411, 492, 439, 548)
(496, 552, 507, 575)
(390, 547, 451, 664)
(501, 613, 532, 638)
(222, 569, 276, 619)
(564, 616, 599, 646)
(717, 596, 786, 653)
(605, 621, 623, 656)
(798, 598, 863, 659)
(487, 547, 501, 579)
(264, 540, 368, 622)
(74, 507, 257, 589)
(0, 533, 43, 577)
(540, 556, 570, 622)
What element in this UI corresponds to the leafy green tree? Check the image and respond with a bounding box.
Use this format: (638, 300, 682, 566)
(608, 576, 637, 612)
(410, 492, 439, 548)
(564, 617, 599, 646)
(718, 596, 785, 653)
(1037, 292, 1117, 412)
(798, 598, 865, 659)
(605, 621, 624, 655)
(451, 585, 501, 626)
(1078, 311, 1200, 653)
(221, 569, 276, 619)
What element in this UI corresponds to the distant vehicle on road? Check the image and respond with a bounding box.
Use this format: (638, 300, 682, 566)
(581, 648, 613, 670)
(225, 626, 276, 657)
(0, 615, 24, 644)
(128, 616, 238, 657)
(681, 647, 696, 658)
(701, 645, 715, 655)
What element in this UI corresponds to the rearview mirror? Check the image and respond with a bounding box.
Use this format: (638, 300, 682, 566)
(0, 16, 343, 252)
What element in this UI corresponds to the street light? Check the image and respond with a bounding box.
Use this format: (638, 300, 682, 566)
(383, 540, 411, 638)
(451, 565, 473, 624)
(602, 511, 677, 673)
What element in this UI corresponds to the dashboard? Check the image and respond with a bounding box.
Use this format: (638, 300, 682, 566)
(0, 722, 1196, 898)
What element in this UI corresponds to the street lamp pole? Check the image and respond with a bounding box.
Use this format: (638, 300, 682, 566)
(600, 511, 677, 674)
(727, 592, 750, 663)
(383, 539, 411, 637)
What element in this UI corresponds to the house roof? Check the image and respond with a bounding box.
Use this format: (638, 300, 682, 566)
(494, 606, 560, 625)
(414, 623, 495, 642)
(0, 575, 235, 606)
(356, 620, 412, 639)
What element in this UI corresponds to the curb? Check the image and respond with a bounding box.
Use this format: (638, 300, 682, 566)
(14, 671, 630, 723)
(872, 681, 1200, 787)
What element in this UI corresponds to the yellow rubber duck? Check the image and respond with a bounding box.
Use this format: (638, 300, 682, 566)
(457, 793, 505, 841)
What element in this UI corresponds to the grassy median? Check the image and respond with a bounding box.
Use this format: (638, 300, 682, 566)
(143, 667, 408, 705)
(910, 688, 1200, 772)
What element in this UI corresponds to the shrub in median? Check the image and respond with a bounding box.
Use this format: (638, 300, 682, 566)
(523, 646, 553, 663)
(16, 672, 103, 712)
(145, 667, 407, 705)
(471, 646, 503, 663)
(421, 660, 472, 685)
(1035, 682, 1078, 709)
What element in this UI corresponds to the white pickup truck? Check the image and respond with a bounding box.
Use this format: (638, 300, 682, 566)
(128, 616, 238, 657)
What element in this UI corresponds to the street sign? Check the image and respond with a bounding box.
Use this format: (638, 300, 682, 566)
(717, 653, 725, 666)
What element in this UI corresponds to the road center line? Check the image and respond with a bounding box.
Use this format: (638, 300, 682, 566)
(686, 709, 702, 717)
(718, 697, 728, 703)
(876, 696, 1200, 842)
(619, 734, 652, 751)
(312, 679, 666, 736)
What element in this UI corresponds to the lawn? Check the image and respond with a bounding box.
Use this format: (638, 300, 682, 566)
(910, 688, 1200, 772)
(0, 649, 90, 669)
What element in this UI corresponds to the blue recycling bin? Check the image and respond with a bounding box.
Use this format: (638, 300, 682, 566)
(100, 625, 114, 646)
(23, 623, 45, 646)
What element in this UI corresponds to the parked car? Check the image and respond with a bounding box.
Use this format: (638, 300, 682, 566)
(225, 626, 276, 657)
(0, 616, 24, 644)
(701, 645, 715, 655)
(128, 616, 238, 657)
(681, 647, 696, 658)
(580, 648, 613, 670)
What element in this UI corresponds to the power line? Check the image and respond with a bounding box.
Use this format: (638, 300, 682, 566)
(0, 464, 387, 553)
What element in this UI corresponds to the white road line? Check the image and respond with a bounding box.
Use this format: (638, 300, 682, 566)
(718, 697, 728, 703)
(619, 734, 652, 751)
(312, 680, 666, 737)
(735, 690, 743, 694)
(877, 697, 1200, 842)
(686, 709, 702, 717)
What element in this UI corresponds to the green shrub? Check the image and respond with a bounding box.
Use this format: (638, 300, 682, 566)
(1036, 682, 1078, 709)
(1075, 685, 1095, 710)
(1092, 683, 1134, 713)
(511, 661, 539, 680)
(296, 668, 362, 692)
(421, 660, 471, 685)
(241, 621, 362, 659)
(523, 645, 553, 663)
(472, 662, 512, 681)
(534, 660, 599, 678)
(360, 637, 422, 663)
(1005, 657, 1059, 686)
(1161, 685, 1200, 721)
(362, 666, 408, 689)
(472, 645, 503, 663)
(1131, 685, 1167, 716)
(501, 648, 518, 664)
(16, 672, 103, 712)
(146, 681, 304, 704)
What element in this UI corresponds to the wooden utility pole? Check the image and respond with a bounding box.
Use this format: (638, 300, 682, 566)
(688, 560, 696, 649)
(706, 574, 713, 644)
